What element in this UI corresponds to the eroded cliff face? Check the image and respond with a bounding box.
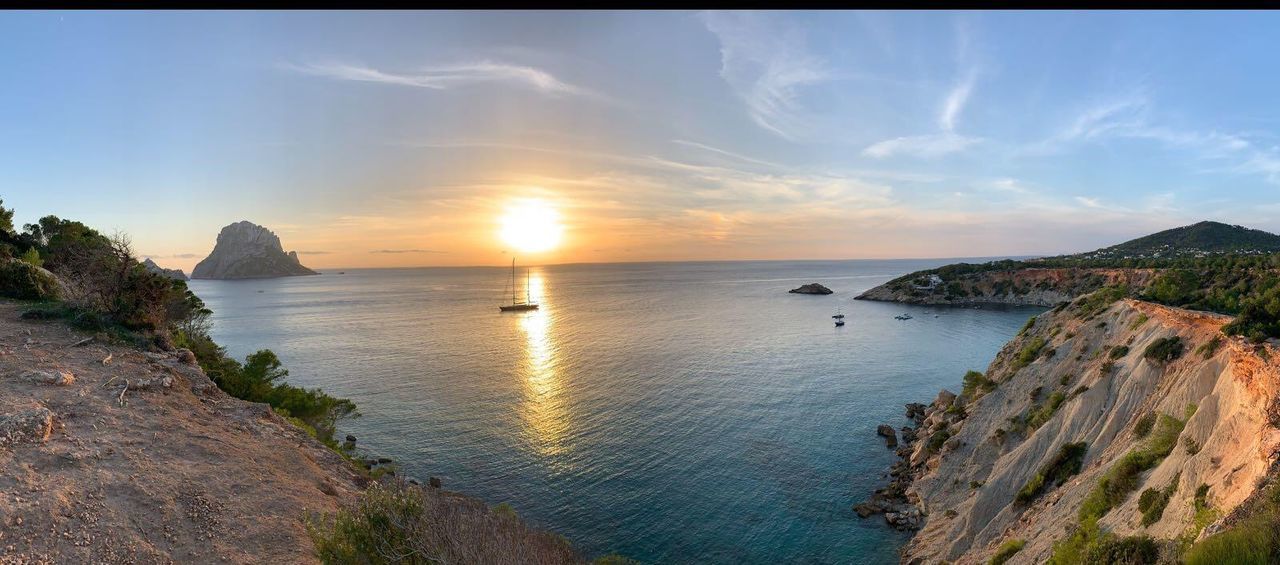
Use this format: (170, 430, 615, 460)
(192, 221, 317, 279)
(895, 297, 1280, 564)
(856, 268, 1157, 307)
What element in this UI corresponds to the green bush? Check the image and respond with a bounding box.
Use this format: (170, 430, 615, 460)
(1138, 473, 1178, 527)
(1197, 335, 1224, 359)
(1133, 413, 1156, 438)
(1015, 337, 1047, 369)
(1083, 535, 1159, 564)
(1025, 392, 1067, 431)
(962, 370, 997, 398)
(0, 258, 61, 300)
(1019, 316, 1037, 335)
(19, 247, 42, 268)
(1079, 413, 1185, 522)
(1015, 441, 1087, 505)
(1144, 336, 1185, 363)
(989, 539, 1026, 565)
(1109, 345, 1130, 359)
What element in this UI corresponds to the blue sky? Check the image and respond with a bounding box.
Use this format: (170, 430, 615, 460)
(4, 11, 1280, 268)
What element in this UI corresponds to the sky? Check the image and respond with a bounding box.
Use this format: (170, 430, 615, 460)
(5, 11, 1280, 270)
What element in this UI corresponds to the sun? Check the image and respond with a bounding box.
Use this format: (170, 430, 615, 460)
(499, 199, 564, 253)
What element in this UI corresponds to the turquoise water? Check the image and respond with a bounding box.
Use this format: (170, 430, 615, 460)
(189, 260, 1043, 564)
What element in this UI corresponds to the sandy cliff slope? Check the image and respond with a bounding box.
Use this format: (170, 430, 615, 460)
(0, 302, 364, 564)
(898, 298, 1280, 564)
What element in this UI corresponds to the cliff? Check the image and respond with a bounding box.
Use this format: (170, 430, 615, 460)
(192, 221, 317, 280)
(879, 295, 1280, 564)
(856, 268, 1157, 307)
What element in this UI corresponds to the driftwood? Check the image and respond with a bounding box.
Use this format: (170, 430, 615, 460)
(67, 337, 94, 348)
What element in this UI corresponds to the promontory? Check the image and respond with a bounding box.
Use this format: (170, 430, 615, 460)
(192, 221, 318, 279)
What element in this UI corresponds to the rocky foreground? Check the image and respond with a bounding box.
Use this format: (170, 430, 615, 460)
(858, 295, 1280, 563)
(0, 301, 364, 562)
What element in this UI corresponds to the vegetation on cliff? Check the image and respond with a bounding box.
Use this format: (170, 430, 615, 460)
(0, 201, 358, 447)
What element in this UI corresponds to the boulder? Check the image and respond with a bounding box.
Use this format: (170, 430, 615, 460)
(788, 283, 834, 295)
(905, 403, 928, 421)
(876, 424, 899, 448)
(900, 427, 917, 443)
(191, 221, 318, 280)
(0, 407, 54, 447)
(428, 476, 442, 489)
(23, 369, 75, 386)
(932, 389, 957, 410)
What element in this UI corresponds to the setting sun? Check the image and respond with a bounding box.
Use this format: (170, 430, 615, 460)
(499, 198, 564, 253)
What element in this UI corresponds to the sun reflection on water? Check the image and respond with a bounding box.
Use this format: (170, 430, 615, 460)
(516, 271, 571, 458)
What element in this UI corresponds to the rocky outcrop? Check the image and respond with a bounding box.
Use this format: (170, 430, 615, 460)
(867, 295, 1280, 564)
(142, 258, 189, 281)
(789, 283, 833, 295)
(191, 221, 317, 280)
(855, 267, 1157, 306)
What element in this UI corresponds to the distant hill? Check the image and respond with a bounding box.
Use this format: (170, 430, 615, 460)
(1069, 221, 1280, 260)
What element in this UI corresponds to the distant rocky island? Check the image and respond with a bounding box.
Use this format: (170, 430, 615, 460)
(789, 283, 833, 295)
(142, 258, 189, 281)
(191, 221, 318, 280)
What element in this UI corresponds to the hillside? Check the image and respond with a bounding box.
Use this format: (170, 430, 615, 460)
(1072, 221, 1280, 260)
(874, 295, 1280, 564)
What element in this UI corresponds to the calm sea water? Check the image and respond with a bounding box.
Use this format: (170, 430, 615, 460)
(189, 260, 1043, 564)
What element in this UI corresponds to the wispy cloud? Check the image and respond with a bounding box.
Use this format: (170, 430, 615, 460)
(296, 250, 333, 255)
(671, 139, 784, 169)
(862, 133, 980, 159)
(699, 11, 829, 140)
(285, 61, 592, 97)
(369, 249, 449, 254)
(940, 70, 976, 133)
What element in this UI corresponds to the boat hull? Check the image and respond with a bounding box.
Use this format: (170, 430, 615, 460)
(499, 304, 540, 312)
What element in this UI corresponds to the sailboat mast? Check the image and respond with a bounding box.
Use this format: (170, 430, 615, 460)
(526, 268, 531, 303)
(511, 257, 517, 305)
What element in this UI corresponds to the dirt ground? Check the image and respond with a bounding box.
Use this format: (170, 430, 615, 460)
(0, 301, 365, 564)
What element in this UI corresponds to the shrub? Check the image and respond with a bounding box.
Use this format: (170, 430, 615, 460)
(1197, 335, 1224, 359)
(1026, 392, 1067, 431)
(1144, 336, 1185, 363)
(961, 370, 997, 398)
(1129, 313, 1149, 330)
(1015, 337, 1047, 369)
(1184, 436, 1201, 455)
(1015, 441, 1087, 505)
(927, 429, 952, 453)
(1109, 345, 1130, 359)
(19, 247, 42, 268)
(1019, 316, 1037, 335)
(1138, 473, 1178, 527)
(1083, 535, 1159, 564)
(1133, 413, 1156, 439)
(0, 258, 61, 300)
(989, 539, 1026, 565)
(1079, 414, 1185, 521)
(306, 480, 583, 564)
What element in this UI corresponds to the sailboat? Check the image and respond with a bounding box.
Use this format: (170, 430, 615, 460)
(499, 258, 539, 312)
(833, 304, 846, 326)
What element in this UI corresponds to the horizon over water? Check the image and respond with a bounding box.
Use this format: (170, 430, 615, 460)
(191, 259, 1044, 564)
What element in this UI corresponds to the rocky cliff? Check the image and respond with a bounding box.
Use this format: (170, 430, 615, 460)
(872, 295, 1280, 564)
(142, 257, 189, 281)
(856, 267, 1157, 307)
(192, 221, 317, 279)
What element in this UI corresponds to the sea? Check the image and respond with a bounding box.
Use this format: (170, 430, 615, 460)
(189, 259, 1045, 564)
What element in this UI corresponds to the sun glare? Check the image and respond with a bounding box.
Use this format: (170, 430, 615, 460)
(499, 199, 564, 253)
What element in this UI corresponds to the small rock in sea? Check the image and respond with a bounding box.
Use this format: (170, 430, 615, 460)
(23, 369, 75, 386)
(900, 427, 917, 443)
(428, 476, 442, 489)
(376, 457, 393, 464)
(788, 283, 834, 295)
(876, 424, 899, 448)
(407, 478, 420, 486)
(345, 434, 357, 443)
(853, 503, 877, 518)
(905, 403, 928, 420)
